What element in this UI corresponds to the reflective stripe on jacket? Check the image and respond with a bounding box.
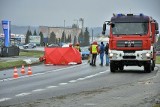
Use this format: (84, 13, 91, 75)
(92, 45, 98, 54)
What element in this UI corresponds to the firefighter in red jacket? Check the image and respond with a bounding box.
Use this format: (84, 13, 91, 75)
(90, 41, 99, 66)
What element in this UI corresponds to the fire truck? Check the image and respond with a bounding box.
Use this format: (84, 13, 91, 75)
(102, 13, 159, 73)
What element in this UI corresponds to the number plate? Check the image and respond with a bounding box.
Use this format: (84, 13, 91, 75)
(124, 53, 135, 56)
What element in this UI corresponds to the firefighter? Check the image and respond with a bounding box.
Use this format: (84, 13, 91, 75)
(74, 43, 81, 52)
(90, 41, 99, 66)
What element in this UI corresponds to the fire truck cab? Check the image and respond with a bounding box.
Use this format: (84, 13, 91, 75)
(102, 13, 159, 73)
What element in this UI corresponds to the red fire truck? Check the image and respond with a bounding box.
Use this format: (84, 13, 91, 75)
(102, 13, 159, 73)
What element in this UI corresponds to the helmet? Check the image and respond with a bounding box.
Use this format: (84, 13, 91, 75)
(93, 41, 97, 45)
(69, 43, 72, 47)
(76, 43, 79, 46)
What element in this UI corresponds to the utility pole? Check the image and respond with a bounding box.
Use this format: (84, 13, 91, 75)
(79, 18, 84, 35)
(74, 19, 79, 44)
(64, 20, 65, 43)
(92, 29, 93, 42)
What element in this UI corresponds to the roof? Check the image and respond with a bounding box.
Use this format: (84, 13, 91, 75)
(111, 15, 149, 23)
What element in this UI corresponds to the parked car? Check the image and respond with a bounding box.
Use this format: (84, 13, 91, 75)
(81, 47, 90, 60)
(23, 43, 36, 49)
(48, 44, 59, 47)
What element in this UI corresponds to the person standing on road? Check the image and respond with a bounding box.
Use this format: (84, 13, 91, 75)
(90, 41, 99, 66)
(88, 43, 92, 63)
(105, 43, 109, 66)
(99, 42, 105, 66)
(74, 43, 81, 52)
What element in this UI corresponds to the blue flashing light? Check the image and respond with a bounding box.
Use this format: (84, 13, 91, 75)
(140, 13, 144, 16)
(117, 14, 122, 17)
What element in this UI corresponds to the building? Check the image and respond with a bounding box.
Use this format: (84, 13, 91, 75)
(39, 26, 81, 43)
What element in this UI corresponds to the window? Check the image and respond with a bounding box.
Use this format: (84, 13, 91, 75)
(112, 22, 148, 35)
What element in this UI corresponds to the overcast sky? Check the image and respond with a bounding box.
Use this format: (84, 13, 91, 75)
(0, 0, 160, 28)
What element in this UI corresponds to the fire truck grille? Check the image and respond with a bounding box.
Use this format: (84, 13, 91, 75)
(117, 40, 142, 48)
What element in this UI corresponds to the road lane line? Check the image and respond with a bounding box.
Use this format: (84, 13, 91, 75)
(46, 86, 58, 89)
(99, 71, 108, 74)
(15, 93, 31, 97)
(0, 98, 11, 102)
(6, 69, 109, 99)
(77, 78, 86, 81)
(32, 89, 45, 92)
(69, 80, 77, 83)
(59, 83, 68, 85)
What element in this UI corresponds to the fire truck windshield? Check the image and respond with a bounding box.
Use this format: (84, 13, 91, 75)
(112, 23, 148, 35)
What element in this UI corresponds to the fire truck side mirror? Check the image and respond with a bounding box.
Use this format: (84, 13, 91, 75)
(155, 23, 159, 30)
(102, 23, 106, 35)
(156, 30, 159, 34)
(102, 31, 105, 35)
(111, 23, 115, 28)
(103, 23, 106, 31)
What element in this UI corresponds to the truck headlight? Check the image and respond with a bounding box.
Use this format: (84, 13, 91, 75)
(109, 53, 114, 58)
(146, 53, 150, 57)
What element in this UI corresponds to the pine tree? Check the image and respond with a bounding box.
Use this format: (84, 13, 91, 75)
(39, 31, 44, 46)
(33, 30, 37, 35)
(69, 35, 72, 43)
(25, 30, 32, 44)
(61, 31, 66, 43)
(78, 30, 83, 45)
(73, 36, 77, 45)
(49, 32, 56, 44)
(83, 27, 90, 46)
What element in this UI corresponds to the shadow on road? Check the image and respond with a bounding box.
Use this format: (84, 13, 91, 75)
(115, 70, 147, 74)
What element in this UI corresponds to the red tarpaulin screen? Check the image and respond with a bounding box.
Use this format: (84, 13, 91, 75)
(43, 47, 82, 65)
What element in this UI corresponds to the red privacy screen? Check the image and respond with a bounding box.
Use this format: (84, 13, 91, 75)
(43, 47, 82, 65)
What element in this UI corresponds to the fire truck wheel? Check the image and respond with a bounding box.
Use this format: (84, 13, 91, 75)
(110, 62, 117, 72)
(119, 65, 124, 71)
(144, 63, 151, 73)
(151, 61, 155, 71)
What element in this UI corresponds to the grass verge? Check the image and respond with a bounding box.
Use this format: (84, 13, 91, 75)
(0, 50, 44, 70)
(0, 60, 27, 70)
(152, 104, 160, 107)
(156, 56, 160, 64)
(20, 50, 44, 58)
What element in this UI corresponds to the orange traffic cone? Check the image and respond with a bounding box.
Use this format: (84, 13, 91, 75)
(27, 65, 32, 75)
(21, 64, 25, 74)
(13, 67, 19, 78)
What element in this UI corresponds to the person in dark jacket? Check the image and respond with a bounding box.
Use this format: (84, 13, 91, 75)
(99, 42, 105, 66)
(105, 43, 109, 66)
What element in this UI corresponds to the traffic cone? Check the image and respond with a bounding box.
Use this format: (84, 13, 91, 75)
(27, 65, 32, 75)
(21, 64, 25, 74)
(13, 67, 19, 78)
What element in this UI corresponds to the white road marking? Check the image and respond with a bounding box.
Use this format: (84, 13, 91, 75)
(99, 71, 107, 74)
(1, 69, 109, 100)
(69, 80, 77, 83)
(0, 98, 11, 102)
(77, 78, 85, 81)
(15, 93, 31, 97)
(46, 86, 58, 89)
(85, 75, 94, 79)
(32, 89, 45, 92)
(59, 83, 68, 85)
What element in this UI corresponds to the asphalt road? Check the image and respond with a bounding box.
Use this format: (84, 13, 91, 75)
(0, 59, 159, 107)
